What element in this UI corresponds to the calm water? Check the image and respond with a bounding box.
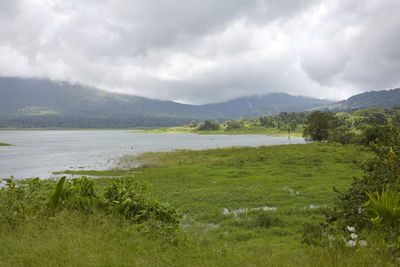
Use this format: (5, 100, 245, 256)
(0, 130, 305, 179)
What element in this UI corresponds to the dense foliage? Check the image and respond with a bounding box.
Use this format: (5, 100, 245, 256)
(302, 123, 400, 262)
(185, 111, 307, 133)
(303, 111, 338, 141)
(303, 107, 400, 145)
(0, 176, 181, 231)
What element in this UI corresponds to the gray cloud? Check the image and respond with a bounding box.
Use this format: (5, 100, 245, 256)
(0, 0, 399, 104)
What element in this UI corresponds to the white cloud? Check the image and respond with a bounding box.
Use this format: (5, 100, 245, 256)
(0, 0, 399, 104)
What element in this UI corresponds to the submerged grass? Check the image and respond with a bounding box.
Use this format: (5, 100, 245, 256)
(3, 142, 390, 266)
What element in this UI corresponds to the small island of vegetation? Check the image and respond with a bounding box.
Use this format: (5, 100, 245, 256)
(0, 142, 13, 146)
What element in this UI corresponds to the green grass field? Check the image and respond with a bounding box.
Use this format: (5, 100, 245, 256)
(1, 143, 391, 266)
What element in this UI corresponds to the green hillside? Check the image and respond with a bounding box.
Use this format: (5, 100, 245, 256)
(0, 77, 333, 128)
(321, 87, 400, 111)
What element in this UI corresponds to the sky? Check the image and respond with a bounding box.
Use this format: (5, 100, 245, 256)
(0, 0, 399, 105)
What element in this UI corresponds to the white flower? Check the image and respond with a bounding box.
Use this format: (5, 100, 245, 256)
(358, 206, 364, 214)
(358, 240, 367, 246)
(346, 240, 356, 247)
(347, 226, 355, 232)
(350, 233, 358, 239)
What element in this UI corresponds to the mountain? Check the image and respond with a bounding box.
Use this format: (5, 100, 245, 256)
(203, 93, 332, 118)
(0, 77, 332, 128)
(0, 77, 210, 128)
(320, 88, 400, 111)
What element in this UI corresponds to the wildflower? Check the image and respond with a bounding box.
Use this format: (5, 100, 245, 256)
(358, 240, 367, 246)
(358, 206, 364, 214)
(347, 226, 355, 232)
(350, 233, 357, 239)
(346, 240, 356, 247)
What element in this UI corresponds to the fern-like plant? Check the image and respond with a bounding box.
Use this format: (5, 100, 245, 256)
(365, 187, 400, 230)
(365, 186, 400, 259)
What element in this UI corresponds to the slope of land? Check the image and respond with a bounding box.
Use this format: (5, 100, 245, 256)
(203, 93, 333, 117)
(0, 76, 332, 128)
(320, 87, 400, 111)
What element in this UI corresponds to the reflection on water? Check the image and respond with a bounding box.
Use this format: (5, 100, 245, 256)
(0, 130, 305, 179)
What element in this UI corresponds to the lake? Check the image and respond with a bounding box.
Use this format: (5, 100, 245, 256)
(0, 130, 305, 179)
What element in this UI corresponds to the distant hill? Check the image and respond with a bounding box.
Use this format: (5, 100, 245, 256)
(0, 77, 208, 128)
(203, 93, 333, 118)
(320, 88, 400, 111)
(0, 77, 333, 128)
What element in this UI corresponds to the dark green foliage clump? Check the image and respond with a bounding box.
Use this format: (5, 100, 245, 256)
(0, 176, 180, 230)
(303, 111, 338, 141)
(197, 120, 220, 130)
(104, 178, 181, 228)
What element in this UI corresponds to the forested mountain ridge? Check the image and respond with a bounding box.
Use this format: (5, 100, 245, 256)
(0, 77, 334, 128)
(3, 77, 400, 128)
(320, 88, 400, 111)
(0, 77, 210, 127)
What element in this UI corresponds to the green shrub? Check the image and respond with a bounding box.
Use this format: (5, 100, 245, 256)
(365, 188, 400, 258)
(0, 179, 25, 226)
(1, 176, 181, 231)
(103, 177, 181, 228)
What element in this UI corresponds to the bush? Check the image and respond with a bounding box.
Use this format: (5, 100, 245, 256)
(197, 120, 220, 131)
(0, 176, 181, 231)
(329, 126, 358, 145)
(103, 177, 181, 228)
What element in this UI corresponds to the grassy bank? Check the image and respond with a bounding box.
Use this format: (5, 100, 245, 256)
(2, 143, 391, 266)
(136, 126, 303, 137)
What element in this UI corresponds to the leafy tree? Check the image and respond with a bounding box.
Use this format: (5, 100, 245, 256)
(352, 108, 388, 127)
(223, 120, 242, 130)
(329, 126, 357, 144)
(361, 124, 398, 146)
(259, 115, 275, 127)
(197, 120, 220, 131)
(187, 120, 198, 128)
(303, 111, 338, 141)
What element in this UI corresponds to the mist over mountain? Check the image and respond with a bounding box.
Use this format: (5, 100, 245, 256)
(203, 94, 332, 118)
(0, 76, 368, 128)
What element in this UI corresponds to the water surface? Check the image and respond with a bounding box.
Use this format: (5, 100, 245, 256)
(0, 130, 305, 179)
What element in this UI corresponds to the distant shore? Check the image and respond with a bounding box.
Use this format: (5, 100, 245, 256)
(135, 126, 303, 138)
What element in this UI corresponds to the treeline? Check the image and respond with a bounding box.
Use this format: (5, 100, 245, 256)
(186, 111, 307, 131)
(303, 107, 400, 145)
(188, 107, 400, 145)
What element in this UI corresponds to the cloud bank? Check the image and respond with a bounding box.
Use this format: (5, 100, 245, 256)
(0, 0, 399, 104)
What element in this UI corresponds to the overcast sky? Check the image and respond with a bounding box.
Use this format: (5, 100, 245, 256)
(0, 0, 399, 104)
